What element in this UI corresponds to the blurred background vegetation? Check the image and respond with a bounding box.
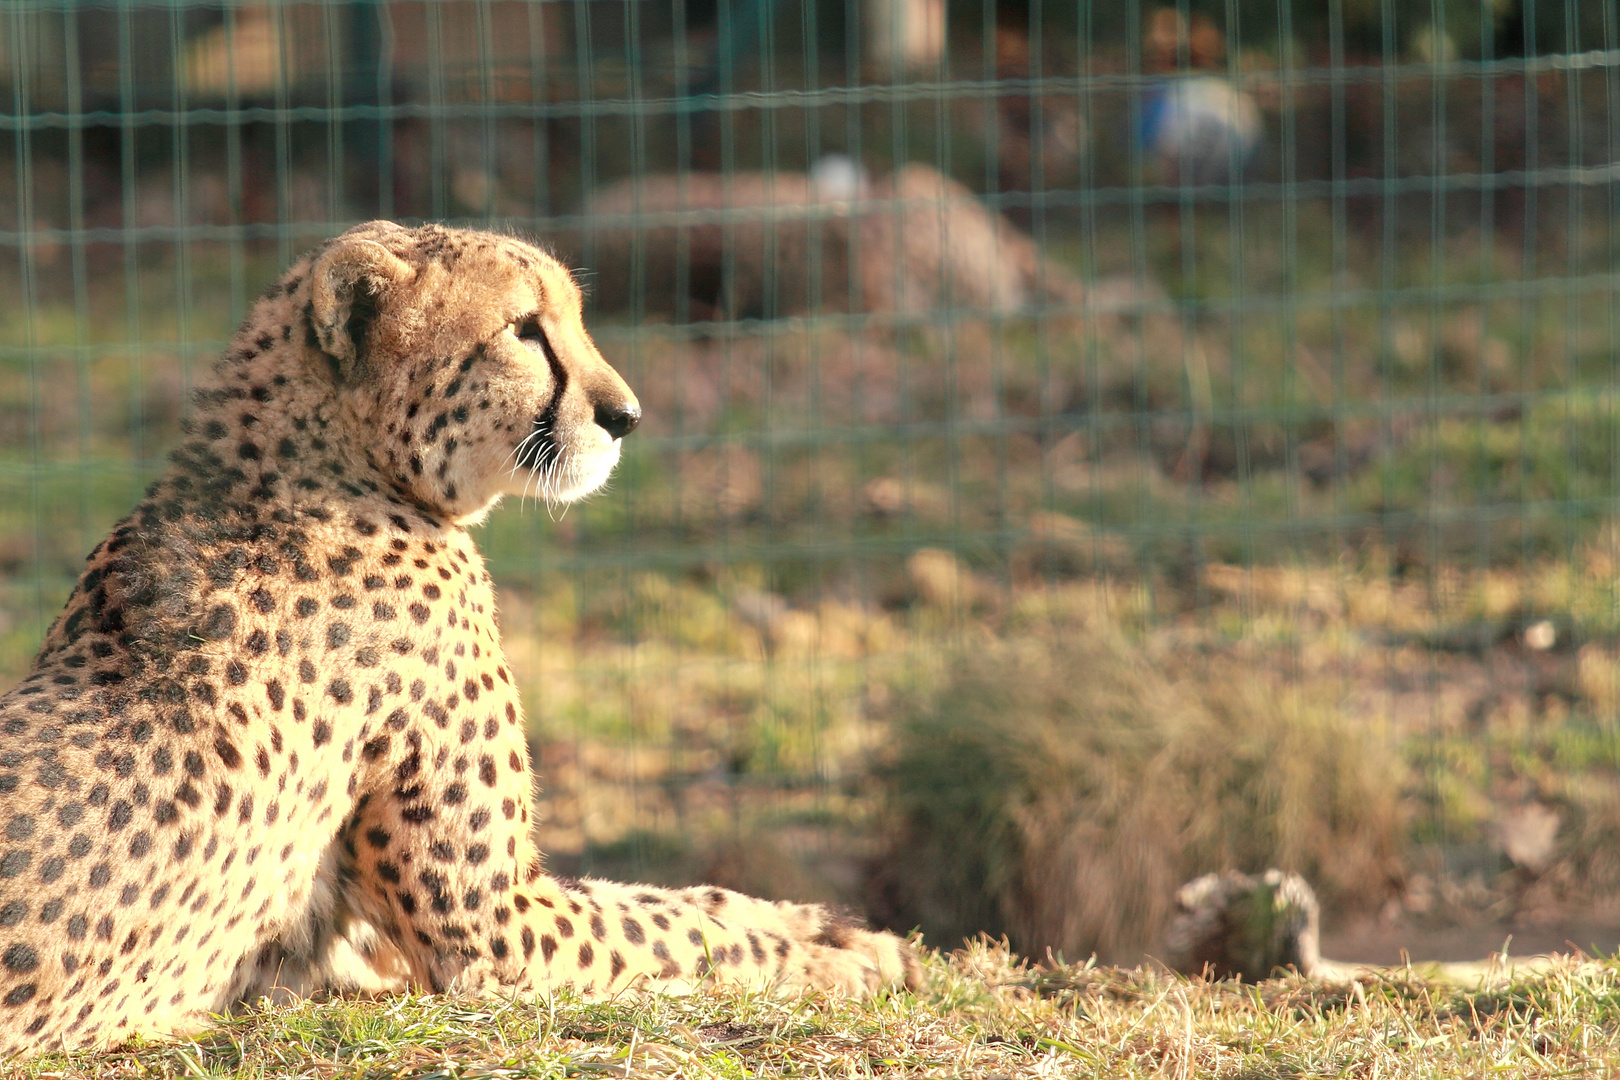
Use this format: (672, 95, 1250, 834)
(1, 0, 1619, 966)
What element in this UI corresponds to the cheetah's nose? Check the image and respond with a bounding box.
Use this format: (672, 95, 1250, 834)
(594, 401, 641, 440)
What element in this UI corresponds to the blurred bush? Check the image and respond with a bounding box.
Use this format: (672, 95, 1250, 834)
(869, 593, 1405, 962)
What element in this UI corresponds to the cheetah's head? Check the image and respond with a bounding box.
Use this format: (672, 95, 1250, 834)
(306, 221, 639, 523)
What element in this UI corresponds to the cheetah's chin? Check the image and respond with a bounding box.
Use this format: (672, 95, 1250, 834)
(512, 439, 622, 505)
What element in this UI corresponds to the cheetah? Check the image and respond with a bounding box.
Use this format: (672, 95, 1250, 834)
(0, 221, 919, 1056)
(581, 163, 1087, 320)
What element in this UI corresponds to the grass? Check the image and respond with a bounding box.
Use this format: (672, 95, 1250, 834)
(499, 546, 1620, 962)
(15, 941, 1620, 1078)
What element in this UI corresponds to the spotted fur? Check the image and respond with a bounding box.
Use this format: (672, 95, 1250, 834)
(0, 222, 918, 1056)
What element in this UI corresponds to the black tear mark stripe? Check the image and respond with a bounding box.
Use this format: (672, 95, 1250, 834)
(515, 324, 569, 471)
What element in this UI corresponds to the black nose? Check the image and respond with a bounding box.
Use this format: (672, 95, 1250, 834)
(594, 401, 641, 440)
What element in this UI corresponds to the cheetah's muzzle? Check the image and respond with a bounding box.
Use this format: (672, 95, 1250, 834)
(0, 221, 917, 1057)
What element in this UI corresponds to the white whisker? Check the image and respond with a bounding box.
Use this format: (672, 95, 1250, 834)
(503, 427, 545, 476)
(525, 439, 558, 512)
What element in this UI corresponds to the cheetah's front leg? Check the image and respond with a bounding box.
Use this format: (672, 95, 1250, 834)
(461, 874, 919, 998)
(341, 728, 917, 998)
(339, 719, 546, 995)
(547, 878, 922, 996)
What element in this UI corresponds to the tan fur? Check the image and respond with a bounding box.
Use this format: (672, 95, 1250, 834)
(0, 222, 917, 1057)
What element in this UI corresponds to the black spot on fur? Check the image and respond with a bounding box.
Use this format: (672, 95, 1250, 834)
(200, 604, 237, 640)
(2, 944, 38, 974)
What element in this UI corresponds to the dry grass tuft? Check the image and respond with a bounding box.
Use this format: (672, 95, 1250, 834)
(871, 597, 1405, 964)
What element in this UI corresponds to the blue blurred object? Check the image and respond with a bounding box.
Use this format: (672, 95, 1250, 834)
(1139, 75, 1262, 188)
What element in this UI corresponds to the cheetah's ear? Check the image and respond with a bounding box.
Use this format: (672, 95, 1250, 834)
(309, 236, 415, 379)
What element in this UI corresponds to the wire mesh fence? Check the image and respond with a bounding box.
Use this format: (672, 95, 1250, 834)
(1, 1, 1619, 961)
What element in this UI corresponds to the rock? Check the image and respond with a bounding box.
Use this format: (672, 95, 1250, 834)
(1496, 803, 1561, 875)
(1163, 869, 1321, 980)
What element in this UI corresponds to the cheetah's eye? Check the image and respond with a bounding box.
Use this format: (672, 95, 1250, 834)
(515, 316, 546, 345)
